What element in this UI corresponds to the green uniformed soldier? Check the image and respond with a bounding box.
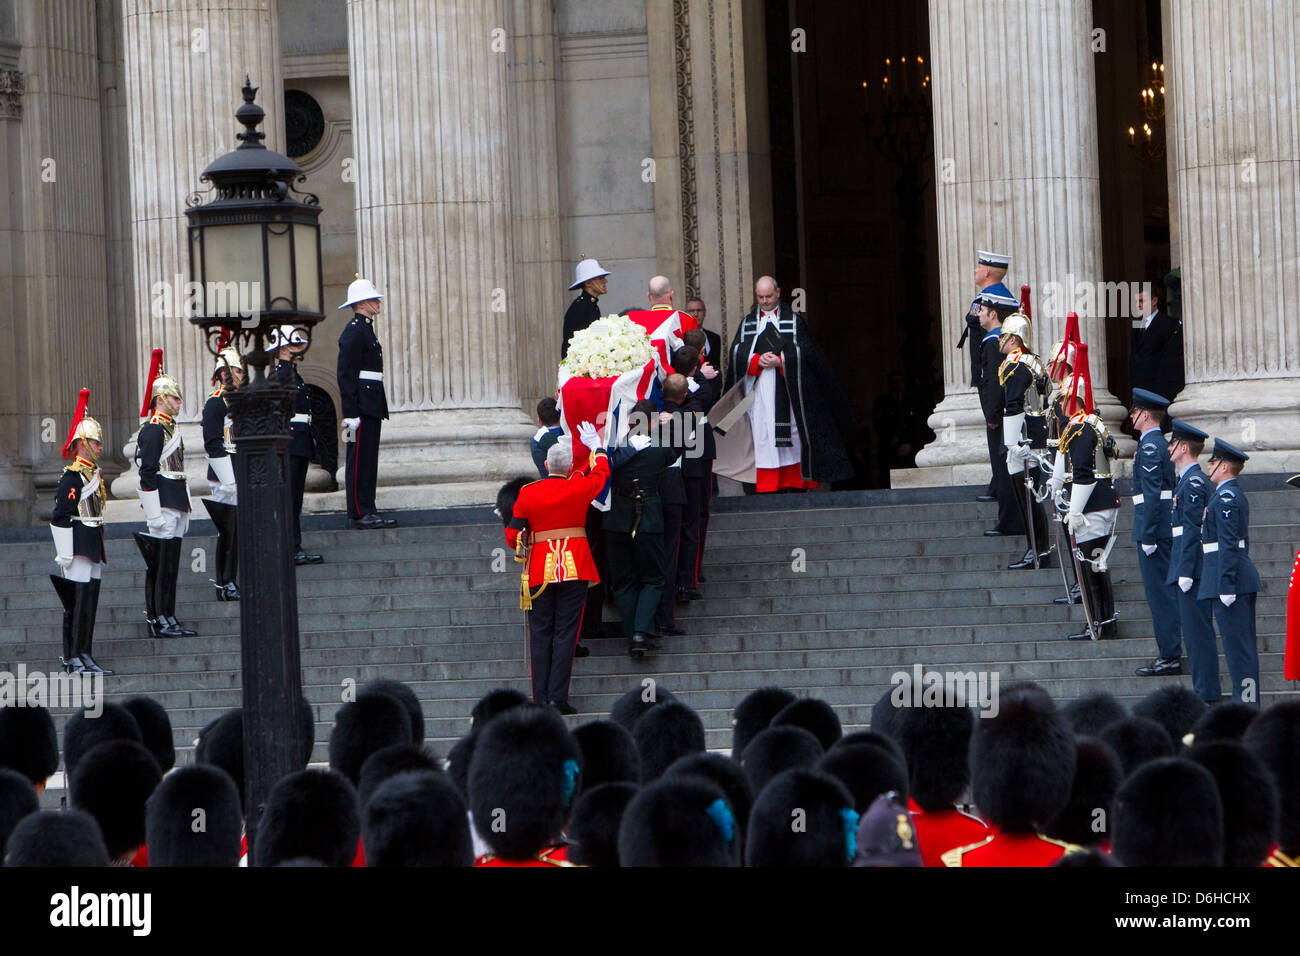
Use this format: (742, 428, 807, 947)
(603, 399, 683, 658)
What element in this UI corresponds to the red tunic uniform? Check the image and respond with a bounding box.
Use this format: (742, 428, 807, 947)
(624, 306, 697, 338)
(475, 845, 576, 867)
(506, 450, 610, 588)
(907, 798, 991, 868)
(1285, 547, 1300, 680)
(941, 826, 1082, 867)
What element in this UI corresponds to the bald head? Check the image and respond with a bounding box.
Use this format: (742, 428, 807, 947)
(755, 276, 780, 312)
(648, 276, 673, 305)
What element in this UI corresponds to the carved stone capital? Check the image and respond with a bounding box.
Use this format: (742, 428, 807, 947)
(0, 70, 23, 120)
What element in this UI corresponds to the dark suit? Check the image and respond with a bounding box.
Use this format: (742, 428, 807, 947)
(278, 359, 315, 550)
(561, 291, 601, 360)
(978, 329, 1023, 534)
(604, 441, 682, 639)
(337, 313, 389, 520)
(1130, 309, 1185, 402)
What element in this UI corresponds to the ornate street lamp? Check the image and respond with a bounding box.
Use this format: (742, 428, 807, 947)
(185, 77, 323, 861)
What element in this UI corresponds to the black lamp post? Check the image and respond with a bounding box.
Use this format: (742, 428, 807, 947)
(185, 77, 323, 861)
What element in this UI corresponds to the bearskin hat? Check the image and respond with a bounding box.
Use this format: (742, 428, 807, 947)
(1061, 692, 1127, 738)
(610, 683, 678, 733)
(572, 719, 641, 790)
(68, 739, 162, 862)
(470, 687, 530, 731)
(1098, 716, 1174, 777)
(1111, 757, 1224, 867)
(145, 764, 242, 867)
(63, 703, 141, 778)
(358, 678, 425, 745)
(633, 701, 705, 782)
(495, 476, 533, 528)
(1185, 701, 1258, 746)
(618, 776, 739, 867)
(1189, 740, 1280, 867)
(0, 704, 59, 786)
(969, 685, 1076, 833)
(357, 743, 443, 810)
(362, 771, 473, 867)
(770, 697, 843, 752)
(4, 810, 109, 867)
(745, 769, 858, 867)
(1132, 686, 1207, 746)
(1242, 701, 1300, 854)
(869, 686, 902, 740)
(740, 726, 824, 797)
(0, 767, 39, 856)
(817, 743, 908, 814)
(467, 704, 582, 861)
(254, 769, 361, 867)
(1043, 737, 1123, 848)
(730, 686, 797, 758)
(895, 702, 974, 812)
(834, 730, 906, 766)
(567, 782, 639, 868)
(329, 692, 413, 785)
(1051, 848, 1119, 867)
(665, 752, 756, 841)
(123, 696, 176, 773)
(195, 710, 245, 810)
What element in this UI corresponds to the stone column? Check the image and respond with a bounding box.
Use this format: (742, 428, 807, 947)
(8, 0, 113, 512)
(1165, 0, 1300, 473)
(345, 0, 533, 504)
(910, 0, 1126, 487)
(504, 0, 565, 410)
(112, 0, 283, 499)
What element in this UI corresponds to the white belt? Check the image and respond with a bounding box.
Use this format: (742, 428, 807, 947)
(1172, 526, 1183, 537)
(159, 470, 186, 480)
(73, 516, 104, 527)
(359, 370, 383, 381)
(1202, 542, 1217, 553)
(290, 413, 311, 424)
(1131, 490, 1173, 504)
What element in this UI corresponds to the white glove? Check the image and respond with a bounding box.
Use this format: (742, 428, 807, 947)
(1220, 594, 1236, 607)
(51, 524, 74, 568)
(1066, 512, 1087, 535)
(628, 434, 652, 452)
(139, 487, 163, 523)
(1141, 543, 1157, 556)
(343, 417, 361, 432)
(1007, 442, 1030, 463)
(208, 455, 236, 487)
(1178, 577, 1193, 593)
(577, 421, 601, 451)
(147, 516, 169, 536)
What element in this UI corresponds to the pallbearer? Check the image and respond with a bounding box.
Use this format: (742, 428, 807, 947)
(272, 325, 323, 565)
(134, 349, 197, 639)
(1197, 439, 1261, 706)
(1165, 420, 1218, 700)
(50, 389, 111, 674)
(202, 347, 243, 601)
(1057, 344, 1120, 641)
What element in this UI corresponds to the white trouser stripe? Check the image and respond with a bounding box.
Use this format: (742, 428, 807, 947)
(359, 370, 383, 381)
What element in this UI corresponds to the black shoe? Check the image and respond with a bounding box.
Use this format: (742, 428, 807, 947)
(223, 583, 240, 601)
(1136, 657, 1183, 677)
(552, 701, 578, 716)
(1008, 550, 1037, 570)
(351, 514, 386, 529)
(1066, 628, 1096, 641)
(379, 516, 398, 527)
(152, 619, 185, 639)
(165, 615, 197, 637)
(1054, 586, 1083, 606)
(660, 624, 686, 636)
(983, 529, 1007, 537)
(61, 656, 89, 675)
(628, 632, 651, 658)
(79, 654, 113, 676)
(294, 551, 324, 565)
(977, 495, 997, 503)
(573, 643, 590, 658)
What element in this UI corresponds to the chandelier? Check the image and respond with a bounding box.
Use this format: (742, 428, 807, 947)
(1127, 61, 1165, 165)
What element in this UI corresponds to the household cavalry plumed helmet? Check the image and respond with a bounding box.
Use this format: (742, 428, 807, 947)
(61, 388, 102, 460)
(140, 348, 182, 418)
(211, 347, 244, 383)
(998, 312, 1033, 350)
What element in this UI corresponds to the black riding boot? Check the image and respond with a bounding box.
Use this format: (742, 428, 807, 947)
(161, 537, 197, 635)
(78, 578, 112, 674)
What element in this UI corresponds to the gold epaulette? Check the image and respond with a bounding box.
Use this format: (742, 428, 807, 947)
(1059, 413, 1105, 457)
(1266, 849, 1299, 867)
(941, 833, 994, 867)
(997, 350, 1044, 387)
(210, 386, 224, 399)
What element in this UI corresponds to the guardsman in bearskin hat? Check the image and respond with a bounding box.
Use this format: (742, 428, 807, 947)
(134, 349, 196, 638)
(944, 684, 1082, 866)
(145, 764, 243, 867)
(731, 686, 796, 759)
(271, 325, 323, 565)
(0, 704, 59, 795)
(1164, 419, 1217, 698)
(1196, 438, 1262, 705)
(1128, 388, 1182, 676)
(1057, 343, 1121, 641)
(50, 388, 111, 673)
(68, 738, 162, 866)
(619, 776, 740, 866)
(202, 347, 243, 601)
(745, 769, 859, 867)
(1111, 757, 1224, 866)
(997, 309, 1052, 570)
(1243, 700, 1300, 866)
(505, 422, 609, 714)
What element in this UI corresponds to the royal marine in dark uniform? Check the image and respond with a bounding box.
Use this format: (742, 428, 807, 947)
(1128, 388, 1183, 677)
(997, 312, 1051, 570)
(337, 276, 396, 529)
(50, 389, 111, 674)
(561, 257, 610, 360)
(1165, 419, 1218, 701)
(272, 325, 323, 564)
(134, 349, 196, 639)
(201, 347, 243, 601)
(1197, 438, 1261, 706)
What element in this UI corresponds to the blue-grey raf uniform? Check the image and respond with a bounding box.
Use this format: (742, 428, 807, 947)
(1130, 389, 1182, 673)
(1196, 439, 1261, 706)
(1165, 420, 1218, 700)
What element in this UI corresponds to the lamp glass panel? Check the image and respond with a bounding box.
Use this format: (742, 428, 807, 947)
(266, 221, 292, 310)
(294, 223, 321, 314)
(198, 223, 265, 317)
